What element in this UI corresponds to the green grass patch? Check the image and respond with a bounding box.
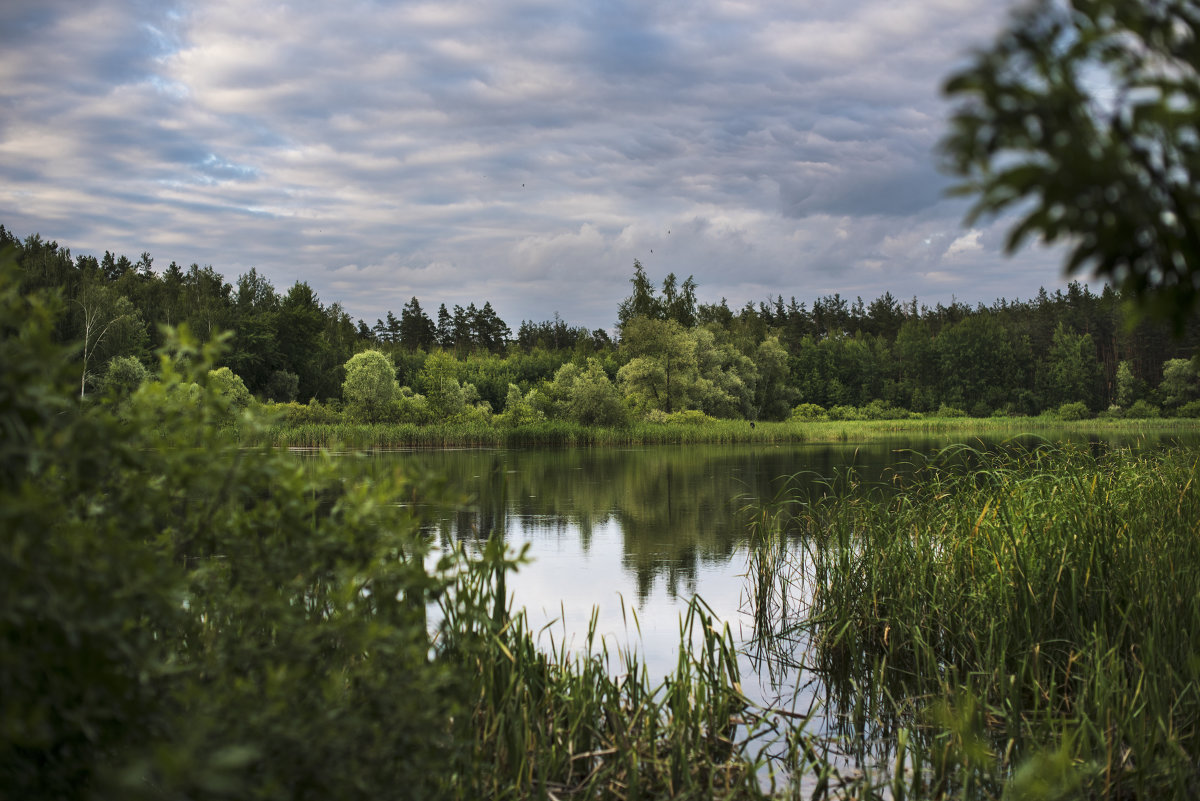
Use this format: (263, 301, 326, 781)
(255, 415, 1200, 449)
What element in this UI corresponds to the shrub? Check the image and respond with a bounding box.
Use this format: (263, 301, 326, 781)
(0, 270, 496, 798)
(392, 386, 434, 424)
(860, 399, 911, 420)
(935, 403, 968, 418)
(101, 355, 149, 401)
(343, 350, 400, 422)
(790, 403, 829, 421)
(1126, 399, 1161, 419)
(568, 358, 627, 426)
(1176, 399, 1200, 418)
(1056, 401, 1091, 421)
(496, 384, 543, 428)
(827, 404, 865, 421)
(207, 366, 251, 410)
(264, 398, 342, 425)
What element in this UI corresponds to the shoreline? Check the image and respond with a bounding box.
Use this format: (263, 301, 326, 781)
(252, 416, 1200, 449)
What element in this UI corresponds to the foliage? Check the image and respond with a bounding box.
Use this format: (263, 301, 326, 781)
(692, 326, 756, 419)
(262, 398, 342, 426)
(942, 0, 1200, 330)
(618, 317, 700, 416)
(101, 355, 149, 401)
(206, 365, 251, 411)
(1041, 322, 1102, 410)
(752, 335, 794, 420)
(1055, 400, 1091, 421)
(419, 350, 470, 419)
(496, 383, 543, 428)
(1115, 360, 1145, 408)
(6, 224, 1200, 425)
(1176, 399, 1200, 418)
(936, 403, 968, 418)
(73, 277, 147, 399)
(827, 404, 864, 421)
(264, 368, 299, 402)
(567, 358, 627, 426)
(753, 443, 1200, 797)
(342, 349, 400, 422)
(791, 403, 829, 421)
(1127, 399, 1162, 419)
(1158, 357, 1200, 408)
(0, 257, 771, 801)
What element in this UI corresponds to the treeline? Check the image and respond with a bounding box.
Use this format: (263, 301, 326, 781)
(6, 226, 1200, 422)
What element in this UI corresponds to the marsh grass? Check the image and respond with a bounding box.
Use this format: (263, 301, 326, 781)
(442, 533, 771, 799)
(749, 442, 1200, 798)
(258, 416, 1200, 449)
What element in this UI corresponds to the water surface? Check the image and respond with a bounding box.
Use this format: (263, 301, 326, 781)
(324, 431, 1196, 716)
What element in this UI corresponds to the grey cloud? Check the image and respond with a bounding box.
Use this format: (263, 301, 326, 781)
(0, 0, 1084, 331)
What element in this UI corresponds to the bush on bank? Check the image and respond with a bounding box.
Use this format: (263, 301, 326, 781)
(0, 262, 768, 800)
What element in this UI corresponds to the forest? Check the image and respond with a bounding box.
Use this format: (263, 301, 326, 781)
(7, 223, 1199, 428)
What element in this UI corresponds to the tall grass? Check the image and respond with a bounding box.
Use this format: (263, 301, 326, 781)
(752, 443, 1200, 798)
(441, 533, 772, 799)
(255, 417, 1200, 449)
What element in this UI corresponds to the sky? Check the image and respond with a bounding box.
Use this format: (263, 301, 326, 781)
(0, 0, 1077, 331)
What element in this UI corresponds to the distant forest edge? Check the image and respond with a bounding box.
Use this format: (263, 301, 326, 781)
(7, 224, 1200, 430)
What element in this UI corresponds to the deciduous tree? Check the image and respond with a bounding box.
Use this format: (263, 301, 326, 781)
(943, 0, 1200, 330)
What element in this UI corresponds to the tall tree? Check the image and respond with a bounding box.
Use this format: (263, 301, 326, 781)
(1039, 322, 1103, 410)
(399, 297, 437, 352)
(662, 273, 698, 328)
(228, 268, 280, 393)
(472, 301, 510, 354)
(277, 282, 328, 401)
(616, 260, 661, 332)
(436, 304, 454, 349)
(73, 277, 147, 399)
(616, 317, 698, 415)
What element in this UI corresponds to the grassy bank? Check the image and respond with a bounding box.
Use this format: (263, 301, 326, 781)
(750, 443, 1200, 798)
(255, 415, 1200, 449)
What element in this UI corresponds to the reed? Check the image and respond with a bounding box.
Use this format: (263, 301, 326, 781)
(439, 532, 771, 799)
(752, 442, 1200, 798)
(254, 416, 1200, 449)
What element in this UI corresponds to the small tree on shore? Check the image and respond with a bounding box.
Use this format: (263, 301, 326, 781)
(343, 349, 400, 422)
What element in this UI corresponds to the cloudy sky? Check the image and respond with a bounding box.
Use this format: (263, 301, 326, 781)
(0, 0, 1075, 331)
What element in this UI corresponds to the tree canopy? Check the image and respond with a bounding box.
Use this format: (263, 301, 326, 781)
(943, 0, 1200, 331)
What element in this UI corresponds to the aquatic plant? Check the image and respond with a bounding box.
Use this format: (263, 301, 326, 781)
(747, 442, 1200, 798)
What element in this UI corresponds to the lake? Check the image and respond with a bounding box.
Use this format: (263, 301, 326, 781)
(315, 430, 1196, 732)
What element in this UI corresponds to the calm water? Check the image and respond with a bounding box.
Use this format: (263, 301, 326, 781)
(318, 431, 1196, 722)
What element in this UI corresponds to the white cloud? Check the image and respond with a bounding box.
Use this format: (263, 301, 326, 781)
(0, 0, 1078, 329)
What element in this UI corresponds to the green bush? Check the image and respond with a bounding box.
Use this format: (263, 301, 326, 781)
(936, 403, 968, 418)
(1056, 401, 1091, 421)
(1126, 399, 1161, 419)
(860, 399, 912, 420)
(101, 355, 149, 401)
(1177, 399, 1200, 418)
(827, 404, 865, 421)
(263, 398, 342, 425)
(2, 278, 467, 797)
(264, 368, 299, 402)
(342, 349, 400, 422)
(790, 402, 829, 421)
